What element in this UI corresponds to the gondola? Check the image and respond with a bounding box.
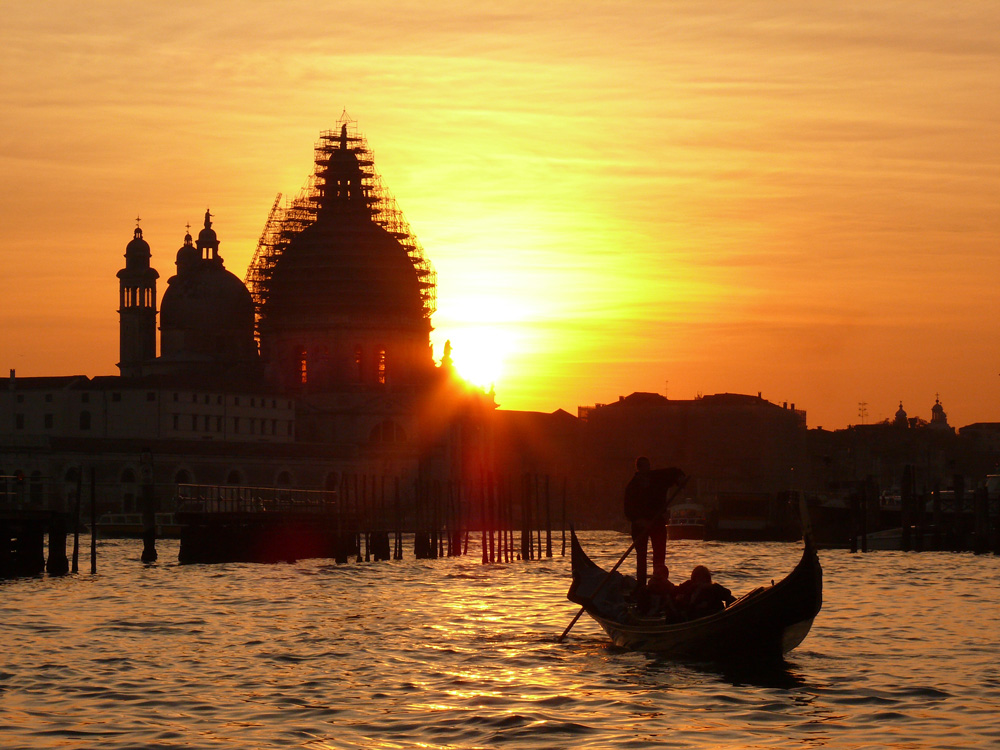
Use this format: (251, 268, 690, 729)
(566, 529, 822, 662)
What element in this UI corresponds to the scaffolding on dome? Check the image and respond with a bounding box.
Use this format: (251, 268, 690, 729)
(245, 116, 437, 337)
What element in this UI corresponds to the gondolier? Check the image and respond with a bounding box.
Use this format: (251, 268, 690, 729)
(623, 457, 685, 588)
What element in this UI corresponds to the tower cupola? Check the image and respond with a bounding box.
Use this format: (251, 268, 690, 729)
(116, 220, 159, 377)
(197, 209, 221, 263)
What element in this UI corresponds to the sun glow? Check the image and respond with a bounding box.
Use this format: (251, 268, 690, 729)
(442, 325, 515, 391)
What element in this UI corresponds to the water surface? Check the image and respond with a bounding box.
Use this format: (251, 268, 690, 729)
(2, 533, 998, 749)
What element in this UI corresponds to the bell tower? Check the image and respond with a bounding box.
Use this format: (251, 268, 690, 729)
(117, 220, 159, 377)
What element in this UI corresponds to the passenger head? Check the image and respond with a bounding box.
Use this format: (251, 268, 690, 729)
(691, 565, 712, 584)
(635, 456, 651, 472)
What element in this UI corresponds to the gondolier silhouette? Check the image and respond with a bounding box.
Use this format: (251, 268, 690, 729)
(624, 457, 686, 588)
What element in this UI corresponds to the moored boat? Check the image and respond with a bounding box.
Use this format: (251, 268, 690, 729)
(666, 502, 707, 540)
(566, 530, 822, 661)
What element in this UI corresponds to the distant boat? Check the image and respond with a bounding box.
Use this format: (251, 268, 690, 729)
(96, 513, 181, 538)
(862, 527, 904, 551)
(566, 529, 822, 661)
(667, 502, 707, 540)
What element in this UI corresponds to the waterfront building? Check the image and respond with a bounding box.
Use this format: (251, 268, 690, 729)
(1, 116, 494, 518)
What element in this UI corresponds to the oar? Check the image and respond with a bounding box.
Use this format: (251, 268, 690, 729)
(556, 541, 634, 643)
(557, 475, 691, 644)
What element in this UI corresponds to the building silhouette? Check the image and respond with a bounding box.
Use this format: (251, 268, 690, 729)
(3, 117, 997, 542)
(1, 116, 494, 518)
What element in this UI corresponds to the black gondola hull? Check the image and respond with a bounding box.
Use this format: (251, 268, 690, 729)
(567, 531, 822, 661)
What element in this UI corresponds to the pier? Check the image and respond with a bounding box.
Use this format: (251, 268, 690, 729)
(0, 510, 71, 578)
(843, 472, 1000, 554)
(171, 474, 567, 566)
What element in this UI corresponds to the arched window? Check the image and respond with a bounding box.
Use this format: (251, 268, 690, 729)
(276, 471, 292, 487)
(296, 346, 308, 384)
(79, 411, 91, 430)
(376, 348, 387, 385)
(226, 469, 242, 486)
(174, 469, 193, 485)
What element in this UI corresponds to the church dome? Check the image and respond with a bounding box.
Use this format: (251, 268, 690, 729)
(261, 214, 424, 328)
(175, 229, 200, 275)
(160, 264, 254, 333)
(259, 124, 426, 331)
(124, 226, 151, 269)
(159, 219, 257, 365)
(197, 220, 218, 248)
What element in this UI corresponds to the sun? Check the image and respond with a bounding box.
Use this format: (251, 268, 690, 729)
(444, 325, 514, 390)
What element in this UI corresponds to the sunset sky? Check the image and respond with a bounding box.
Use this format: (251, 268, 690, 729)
(2, 2, 999, 430)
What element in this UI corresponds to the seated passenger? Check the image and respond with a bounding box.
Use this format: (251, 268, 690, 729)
(646, 562, 683, 621)
(675, 565, 736, 619)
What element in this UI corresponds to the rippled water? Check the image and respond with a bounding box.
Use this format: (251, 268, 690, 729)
(2, 532, 998, 749)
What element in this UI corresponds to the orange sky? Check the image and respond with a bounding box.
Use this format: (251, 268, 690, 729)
(2, 2, 999, 430)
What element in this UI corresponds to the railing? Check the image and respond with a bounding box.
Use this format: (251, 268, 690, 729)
(174, 484, 338, 514)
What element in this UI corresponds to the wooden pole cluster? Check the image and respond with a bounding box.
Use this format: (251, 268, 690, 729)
(480, 472, 564, 564)
(167, 471, 571, 566)
(850, 467, 999, 554)
(412, 478, 468, 559)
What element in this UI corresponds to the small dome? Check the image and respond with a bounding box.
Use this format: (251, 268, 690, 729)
(124, 227, 151, 268)
(161, 264, 254, 333)
(175, 230, 199, 274)
(160, 216, 257, 366)
(198, 225, 218, 247)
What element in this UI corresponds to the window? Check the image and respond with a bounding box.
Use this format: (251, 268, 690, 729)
(216, 416, 223, 431)
(172, 414, 179, 430)
(81, 393, 90, 403)
(234, 396, 240, 406)
(44, 414, 53, 429)
(276, 471, 292, 487)
(15, 414, 25, 430)
(112, 392, 121, 402)
(226, 470, 242, 485)
(173, 392, 179, 402)
(45, 394, 53, 403)
(233, 417, 240, 433)
(376, 348, 386, 385)
(296, 346, 308, 384)
(79, 411, 91, 430)
(203, 415, 210, 431)
(191, 415, 197, 430)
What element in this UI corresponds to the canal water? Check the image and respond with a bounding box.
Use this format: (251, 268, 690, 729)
(1, 532, 997, 749)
